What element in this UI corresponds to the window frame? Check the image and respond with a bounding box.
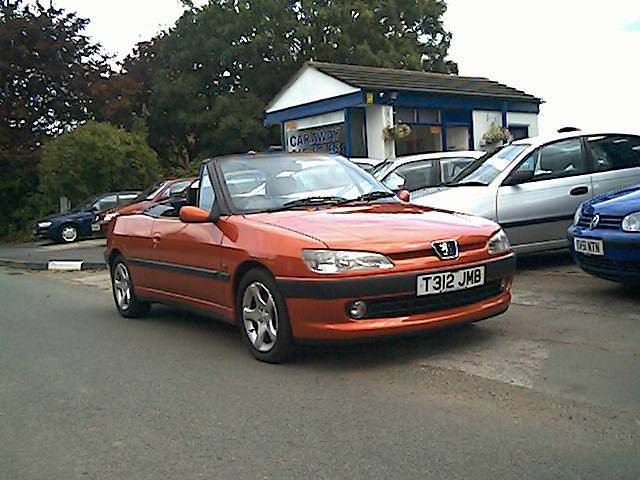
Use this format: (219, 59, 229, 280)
(584, 134, 640, 173)
(503, 136, 589, 185)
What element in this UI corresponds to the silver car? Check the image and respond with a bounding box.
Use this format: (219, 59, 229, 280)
(412, 131, 640, 253)
(372, 151, 484, 194)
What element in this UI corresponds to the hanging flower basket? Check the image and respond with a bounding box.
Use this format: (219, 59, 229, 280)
(383, 124, 412, 142)
(482, 124, 511, 147)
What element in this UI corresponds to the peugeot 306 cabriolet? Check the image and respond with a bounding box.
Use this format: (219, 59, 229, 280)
(105, 153, 515, 362)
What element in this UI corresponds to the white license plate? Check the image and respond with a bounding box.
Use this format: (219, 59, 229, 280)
(417, 266, 485, 296)
(574, 237, 604, 256)
(91, 223, 101, 232)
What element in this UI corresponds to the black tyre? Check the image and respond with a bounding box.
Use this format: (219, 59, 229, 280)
(59, 223, 78, 243)
(110, 255, 151, 318)
(237, 268, 294, 363)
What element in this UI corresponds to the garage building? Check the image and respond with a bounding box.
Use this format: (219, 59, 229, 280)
(264, 62, 542, 160)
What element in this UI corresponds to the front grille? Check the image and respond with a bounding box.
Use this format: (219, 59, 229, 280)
(576, 254, 640, 275)
(576, 253, 616, 271)
(362, 281, 504, 319)
(388, 242, 486, 261)
(577, 213, 623, 230)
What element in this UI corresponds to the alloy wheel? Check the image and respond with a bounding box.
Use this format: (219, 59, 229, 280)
(113, 263, 132, 311)
(242, 282, 278, 352)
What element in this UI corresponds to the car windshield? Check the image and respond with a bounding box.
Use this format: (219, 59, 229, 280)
(370, 160, 393, 177)
(218, 154, 392, 213)
(449, 145, 529, 186)
(137, 181, 167, 201)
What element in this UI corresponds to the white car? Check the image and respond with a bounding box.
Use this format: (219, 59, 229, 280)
(371, 151, 485, 194)
(412, 131, 640, 253)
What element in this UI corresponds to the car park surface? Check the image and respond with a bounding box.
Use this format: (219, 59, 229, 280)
(413, 131, 640, 253)
(568, 183, 640, 283)
(106, 153, 515, 362)
(1, 254, 639, 479)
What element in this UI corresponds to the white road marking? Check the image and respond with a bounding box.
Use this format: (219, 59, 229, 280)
(47, 261, 84, 271)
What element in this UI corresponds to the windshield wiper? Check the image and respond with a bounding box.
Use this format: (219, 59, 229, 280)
(280, 196, 347, 209)
(444, 181, 488, 187)
(338, 191, 396, 204)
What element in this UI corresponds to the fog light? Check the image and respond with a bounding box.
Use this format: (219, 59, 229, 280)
(348, 300, 367, 319)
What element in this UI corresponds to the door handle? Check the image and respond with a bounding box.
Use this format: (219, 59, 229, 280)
(570, 186, 589, 196)
(152, 233, 161, 247)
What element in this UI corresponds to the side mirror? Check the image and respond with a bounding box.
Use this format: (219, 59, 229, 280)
(504, 169, 534, 186)
(179, 206, 210, 223)
(397, 190, 410, 202)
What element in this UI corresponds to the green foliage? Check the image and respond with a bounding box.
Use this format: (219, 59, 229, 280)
(39, 122, 161, 210)
(0, 0, 106, 237)
(123, 0, 457, 171)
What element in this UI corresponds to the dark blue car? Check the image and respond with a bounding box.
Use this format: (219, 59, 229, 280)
(568, 184, 640, 284)
(34, 191, 140, 243)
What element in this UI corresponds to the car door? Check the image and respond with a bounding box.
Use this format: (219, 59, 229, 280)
(146, 166, 227, 312)
(586, 134, 640, 197)
(496, 137, 592, 249)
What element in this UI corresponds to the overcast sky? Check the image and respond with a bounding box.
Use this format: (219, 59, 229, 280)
(52, 0, 639, 135)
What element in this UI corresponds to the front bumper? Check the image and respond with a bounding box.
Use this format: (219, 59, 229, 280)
(277, 254, 515, 341)
(33, 225, 56, 240)
(568, 227, 640, 283)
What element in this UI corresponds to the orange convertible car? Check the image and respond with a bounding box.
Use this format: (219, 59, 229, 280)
(106, 153, 515, 362)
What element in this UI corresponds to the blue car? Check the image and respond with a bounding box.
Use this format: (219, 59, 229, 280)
(568, 184, 640, 284)
(34, 191, 140, 243)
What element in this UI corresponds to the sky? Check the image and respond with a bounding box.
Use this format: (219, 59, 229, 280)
(47, 0, 639, 136)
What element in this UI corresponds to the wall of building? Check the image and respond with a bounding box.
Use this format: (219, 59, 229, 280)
(266, 67, 359, 114)
(506, 112, 539, 137)
(472, 110, 503, 149)
(365, 104, 395, 160)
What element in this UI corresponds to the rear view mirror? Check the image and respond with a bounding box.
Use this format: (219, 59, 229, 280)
(179, 206, 210, 223)
(504, 170, 534, 186)
(397, 190, 410, 202)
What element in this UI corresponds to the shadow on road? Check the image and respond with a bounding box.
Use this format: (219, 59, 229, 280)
(139, 304, 497, 370)
(515, 250, 574, 271)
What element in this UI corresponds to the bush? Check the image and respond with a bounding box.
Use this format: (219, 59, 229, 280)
(39, 121, 161, 210)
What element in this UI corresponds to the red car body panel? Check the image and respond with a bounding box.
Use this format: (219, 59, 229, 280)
(106, 202, 514, 341)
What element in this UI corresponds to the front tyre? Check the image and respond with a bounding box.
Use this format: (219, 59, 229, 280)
(237, 269, 294, 363)
(111, 256, 150, 318)
(59, 224, 78, 243)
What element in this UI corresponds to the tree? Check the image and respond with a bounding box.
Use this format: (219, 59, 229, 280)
(39, 121, 161, 210)
(0, 0, 107, 236)
(139, 0, 457, 171)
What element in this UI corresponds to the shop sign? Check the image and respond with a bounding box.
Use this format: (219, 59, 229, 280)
(287, 123, 344, 154)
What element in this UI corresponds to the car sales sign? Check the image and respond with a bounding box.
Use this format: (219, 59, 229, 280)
(287, 123, 344, 154)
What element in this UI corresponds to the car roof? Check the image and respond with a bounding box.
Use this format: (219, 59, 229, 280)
(389, 150, 484, 168)
(511, 130, 640, 148)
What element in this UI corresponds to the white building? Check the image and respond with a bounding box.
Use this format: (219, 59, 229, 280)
(264, 62, 542, 160)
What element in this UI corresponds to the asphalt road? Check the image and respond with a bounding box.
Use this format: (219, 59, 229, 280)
(0, 239, 106, 265)
(1, 257, 639, 479)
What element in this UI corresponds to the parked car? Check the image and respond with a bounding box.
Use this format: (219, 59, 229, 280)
(350, 158, 381, 172)
(372, 151, 484, 194)
(568, 183, 640, 284)
(93, 178, 195, 234)
(412, 132, 640, 254)
(106, 153, 515, 363)
(34, 191, 140, 243)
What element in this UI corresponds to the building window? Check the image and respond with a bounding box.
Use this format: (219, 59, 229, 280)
(509, 125, 529, 141)
(445, 126, 471, 151)
(395, 125, 443, 156)
(348, 108, 367, 158)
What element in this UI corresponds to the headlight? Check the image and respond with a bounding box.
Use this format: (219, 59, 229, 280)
(302, 249, 394, 274)
(622, 212, 640, 232)
(487, 229, 510, 255)
(573, 206, 583, 226)
(37, 221, 52, 228)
